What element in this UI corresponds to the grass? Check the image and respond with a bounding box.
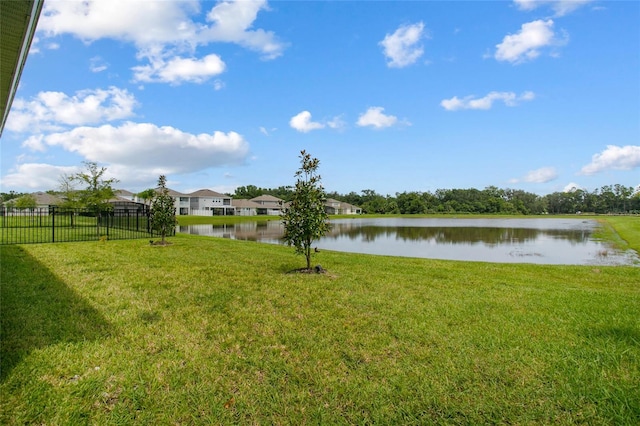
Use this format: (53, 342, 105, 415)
(1, 217, 639, 424)
(1, 214, 151, 244)
(594, 216, 640, 253)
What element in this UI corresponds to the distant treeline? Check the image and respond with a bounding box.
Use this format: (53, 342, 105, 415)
(232, 184, 640, 215)
(3, 183, 638, 215)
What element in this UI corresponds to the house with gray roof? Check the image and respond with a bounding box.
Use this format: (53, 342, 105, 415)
(250, 195, 284, 215)
(188, 189, 233, 216)
(31, 191, 62, 209)
(232, 199, 263, 216)
(325, 198, 362, 215)
(2, 191, 62, 212)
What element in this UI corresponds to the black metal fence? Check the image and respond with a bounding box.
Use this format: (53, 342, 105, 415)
(0, 206, 154, 245)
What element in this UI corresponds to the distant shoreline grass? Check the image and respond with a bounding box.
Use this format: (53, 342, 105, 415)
(1, 216, 638, 424)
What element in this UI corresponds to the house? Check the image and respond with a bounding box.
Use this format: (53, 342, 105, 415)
(31, 192, 62, 210)
(324, 198, 362, 215)
(341, 201, 362, 215)
(250, 195, 284, 215)
(188, 189, 234, 216)
(2, 191, 61, 212)
(161, 188, 235, 216)
(109, 196, 149, 212)
(231, 199, 262, 216)
(115, 189, 137, 202)
(166, 188, 191, 215)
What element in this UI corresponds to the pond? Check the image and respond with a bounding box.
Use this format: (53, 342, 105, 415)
(178, 217, 639, 266)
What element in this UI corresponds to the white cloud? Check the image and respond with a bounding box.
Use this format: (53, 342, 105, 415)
(563, 182, 583, 192)
(38, 0, 285, 84)
(0, 163, 80, 191)
(356, 107, 399, 129)
(579, 145, 640, 175)
(19, 122, 250, 185)
(22, 135, 47, 152)
(90, 56, 109, 72)
(495, 19, 560, 63)
(523, 167, 558, 183)
(5, 87, 138, 133)
(440, 91, 535, 111)
(379, 22, 426, 68)
(259, 126, 277, 136)
(213, 79, 225, 90)
(510, 166, 558, 184)
(202, 0, 285, 60)
(39, 1, 200, 45)
(327, 115, 346, 131)
(289, 111, 325, 133)
(513, 0, 594, 16)
(132, 54, 226, 84)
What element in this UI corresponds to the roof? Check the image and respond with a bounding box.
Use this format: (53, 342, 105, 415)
(232, 199, 262, 208)
(341, 202, 361, 210)
(189, 189, 229, 198)
(31, 191, 62, 206)
(325, 198, 361, 210)
(1, 0, 44, 136)
(251, 194, 284, 203)
(165, 188, 188, 197)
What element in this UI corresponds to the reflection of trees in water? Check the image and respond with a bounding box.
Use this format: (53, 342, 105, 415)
(324, 223, 591, 245)
(182, 221, 593, 245)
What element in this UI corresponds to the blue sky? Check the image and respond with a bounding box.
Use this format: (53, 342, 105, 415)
(1, 0, 638, 196)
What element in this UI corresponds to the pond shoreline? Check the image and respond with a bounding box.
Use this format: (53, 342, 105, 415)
(177, 215, 639, 266)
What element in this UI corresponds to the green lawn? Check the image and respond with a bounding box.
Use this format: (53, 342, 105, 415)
(1, 214, 151, 244)
(1, 217, 639, 424)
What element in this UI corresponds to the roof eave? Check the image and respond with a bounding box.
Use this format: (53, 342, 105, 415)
(0, 0, 44, 137)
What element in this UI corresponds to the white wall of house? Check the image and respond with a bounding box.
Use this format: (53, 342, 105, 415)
(190, 196, 232, 210)
(174, 196, 190, 215)
(188, 209, 214, 216)
(235, 207, 257, 216)
(265, 208, 282, 215)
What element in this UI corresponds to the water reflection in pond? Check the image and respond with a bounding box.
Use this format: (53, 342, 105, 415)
(178, 218, 639, 266)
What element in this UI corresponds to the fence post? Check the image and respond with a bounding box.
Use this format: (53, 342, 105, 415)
(52, 206, 56, 243)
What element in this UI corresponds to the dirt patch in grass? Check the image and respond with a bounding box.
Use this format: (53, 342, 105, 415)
(287, 265, 338, 278)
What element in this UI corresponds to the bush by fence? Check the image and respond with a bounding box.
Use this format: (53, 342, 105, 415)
(0, 206, 157, 244)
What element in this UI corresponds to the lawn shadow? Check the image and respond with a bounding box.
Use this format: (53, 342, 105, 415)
(584, 325, 640, 347)
(0, 245, 111, 382)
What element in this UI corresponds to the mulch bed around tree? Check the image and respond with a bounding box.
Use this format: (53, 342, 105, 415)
(287, 265, 338, 278)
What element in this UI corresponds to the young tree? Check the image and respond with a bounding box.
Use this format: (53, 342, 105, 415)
(56, 173, 84, 228)
(58, 173, 81, 210)
(281, 150, 330, 271)
(73, 161, 118, 212)
(69, 161, 118, 235)
(150, 175, 177, 244)
(137, 188, 156, 208)
(14, 194, 37, 210)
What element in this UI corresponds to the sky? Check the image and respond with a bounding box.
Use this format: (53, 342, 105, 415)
(1, 0, 639, 197)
